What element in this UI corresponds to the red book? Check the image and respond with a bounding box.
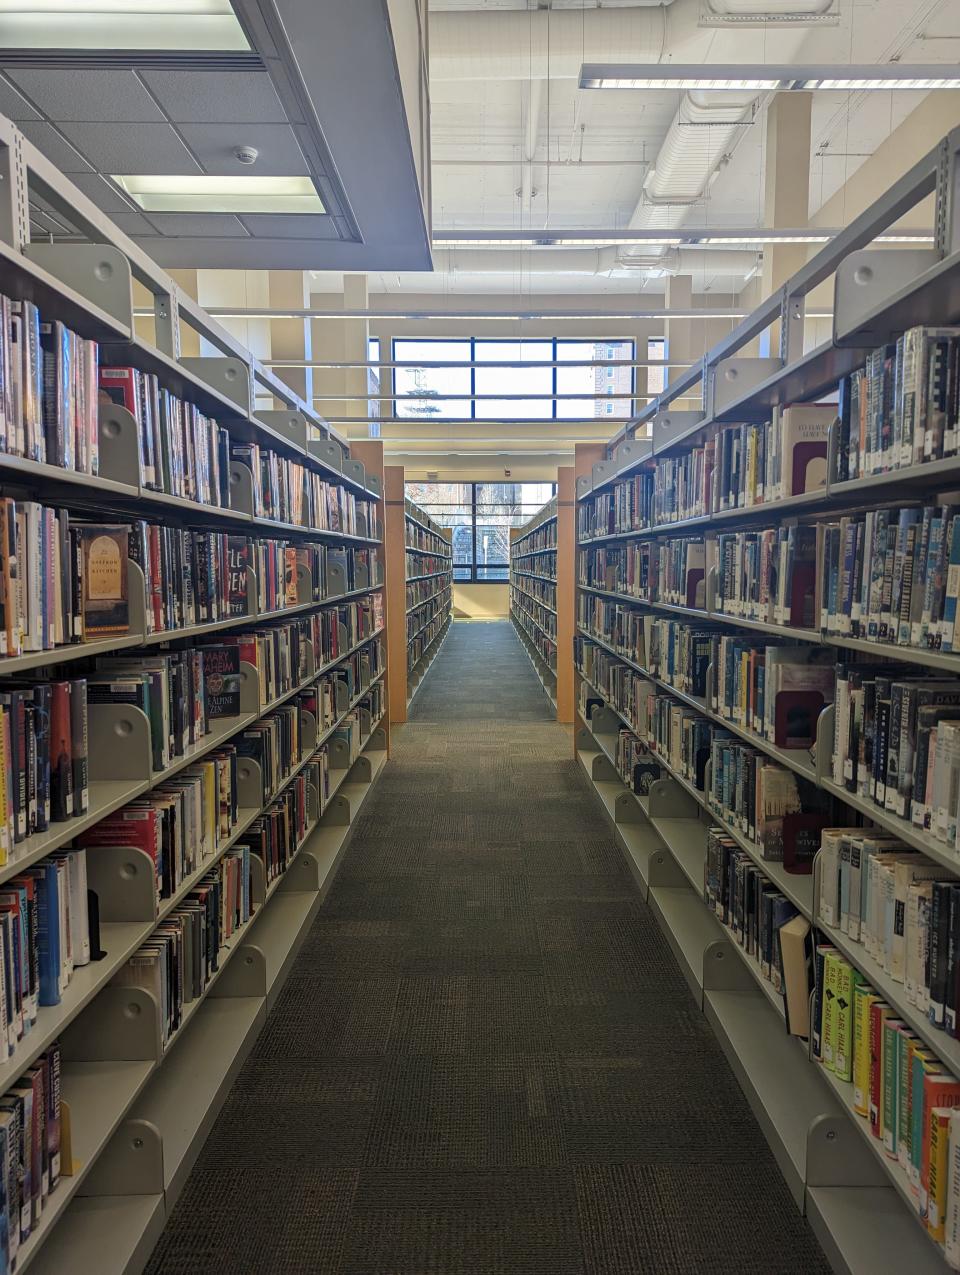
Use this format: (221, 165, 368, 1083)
(97, 367, 139, 419)
(869, 1000, 893, 1139)
(77, 808, 161, 903)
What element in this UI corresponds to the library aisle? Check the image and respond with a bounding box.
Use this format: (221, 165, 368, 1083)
(145, 619, 829, 1275)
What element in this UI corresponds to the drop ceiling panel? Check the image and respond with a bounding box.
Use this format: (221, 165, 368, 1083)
(236, 213, 338, 239)
(147, 213, 251, 238)
(176, 122, 310, 177)
(108, 211, 160, 238)
(6, 69, 165, 124)
(139, 69, 289, 124)
(0, 74, 40, 122)
(57, 122, 203, 176)
(17, 121, 93, 173)
(68, 171, 139, 213)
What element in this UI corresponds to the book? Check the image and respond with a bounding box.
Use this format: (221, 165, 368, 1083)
(75, 525, 130, 638)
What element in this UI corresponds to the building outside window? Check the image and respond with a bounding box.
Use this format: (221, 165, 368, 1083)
(393, 338, 634, 420)
(404, 481, 557, 582)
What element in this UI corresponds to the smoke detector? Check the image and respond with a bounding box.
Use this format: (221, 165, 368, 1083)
(235, 146, 259, 166)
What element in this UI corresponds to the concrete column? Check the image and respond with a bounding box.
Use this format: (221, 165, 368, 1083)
(343, 273, 371, 434)
(760, 91, 811, 356)
(268, 271, 312, 404)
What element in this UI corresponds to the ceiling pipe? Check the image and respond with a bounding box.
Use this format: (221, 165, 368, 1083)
(435, 246, 759, 277)
(521, 78, 543, 213)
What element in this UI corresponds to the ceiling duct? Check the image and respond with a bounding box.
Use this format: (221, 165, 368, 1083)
(428, 5, 668, 81)
(434, 246, 758, 278)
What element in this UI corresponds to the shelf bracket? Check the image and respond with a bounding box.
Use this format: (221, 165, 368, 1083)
(256, 410, 308, 454)
(88, 702, 153, 783)
(23, 242, 134, 331)
(805, 1113, 890, 1189)
(833, 247, 940, 346)
(647, 847, 686, 889)
(278, 849, 324, 894)
(342, 457, 366, 489)
(98, 403, 142, 486)
(62, 986, 163, 1064)
(79, 1119, 164, 1198)
(180, 356, 252, 416)
(702, 939, 754, 993)
(228, 461, 255, 517)
(237, 757, 264, 810)
(648, 777, 698, 821)
(87, 845, 159, 923)
(321, 793, 352, 827)
(209, 944, 267, 999)
(309, 437, 344, 474)
(651, 409, 704, 455)
(712, 356, 783, 418)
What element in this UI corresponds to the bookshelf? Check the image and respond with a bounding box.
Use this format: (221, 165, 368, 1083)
(574, 128, 960, 1275)
(509, 499, 559, 711)
(384, 470, 453, 722)
(0, 114, 390, 1275)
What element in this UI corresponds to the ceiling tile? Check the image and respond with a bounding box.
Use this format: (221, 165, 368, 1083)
(139, 70, 289, 124)
(0, 73, 40, 121)
(236, 213, 339, 239)
(6, 69, 165, 123)
(67, 172, 139, 214)
(147, 213, 250, 238)
(17, 121, 93, 173)
(176, 123, 310, 177)
(57, 122, 203, 176)
(108, 211, 160, 237)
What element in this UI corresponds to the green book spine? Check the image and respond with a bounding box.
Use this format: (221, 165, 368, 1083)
(882, 1018, 903, 1157)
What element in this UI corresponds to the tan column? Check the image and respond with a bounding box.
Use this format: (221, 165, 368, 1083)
(268, 271, 312, 403)
(664, 274, 693, 389)
(311, 274, 370, 439)
(760, 91, 812, 357)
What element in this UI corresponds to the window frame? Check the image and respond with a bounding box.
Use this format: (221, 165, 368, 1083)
(392, 337, 636, 420)
(405, 480, 557, 583)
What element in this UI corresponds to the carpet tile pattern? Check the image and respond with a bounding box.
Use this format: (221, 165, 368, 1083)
(145, 619, 830, 1274)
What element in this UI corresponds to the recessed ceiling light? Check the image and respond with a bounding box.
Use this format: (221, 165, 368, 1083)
(579, 63, 960, 92)
(0, 0, 249, 50)
(113, 175, 325, 215)
(431, 231, 934, 249)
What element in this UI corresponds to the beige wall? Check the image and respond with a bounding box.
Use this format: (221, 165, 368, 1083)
(453, 584, 509, 619)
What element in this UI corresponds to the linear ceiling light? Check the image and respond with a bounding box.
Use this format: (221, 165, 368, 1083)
(0, 0, 249, 50)
(579, 64, 960, 91)
(432, 230, 933, 248)
(181, 307, 834, 321)
(113, 175, 324, 214)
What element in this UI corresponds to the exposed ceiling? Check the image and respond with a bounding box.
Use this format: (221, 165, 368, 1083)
(1, 0, 433, 271)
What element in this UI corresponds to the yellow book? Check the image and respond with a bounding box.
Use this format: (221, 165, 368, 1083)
(822, 952, 839, 1072)
(204, 761, 217, 857)
(834, 962, 857, 1082)
(929, 1106, 954, 1241)
(746, 428, 758, 505)
(853, 981, 878, 1116)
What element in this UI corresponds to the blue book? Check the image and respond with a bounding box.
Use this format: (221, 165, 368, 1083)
(34, 863, 60, 1008)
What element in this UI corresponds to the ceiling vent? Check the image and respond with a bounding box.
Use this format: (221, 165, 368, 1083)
(427, 471, 439, 481)
(700, 0, 838, 23)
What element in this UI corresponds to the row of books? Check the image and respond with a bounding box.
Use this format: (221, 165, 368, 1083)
(405, 552, 450, 579)
(704, 825, 806, 1002)
(813, 947, 960, 1260)
(820, 504, 960, 652)
(0, 296, 98, 474)
(101, 364, 230, 508)
(579, 406, 831, 540)
(835, 326, 960, 482)
(818, 831, 960, 1031)
(512, 521, 557, 557)
(831, 669, 960, 846)
(113, 755, 328, 1051)
(405, 521, 450, 559)
(408, 609, 448, 672)
(0, 497, 384, 659)
(0, 850, 88, 1027)
(512, 606, 556, 670)
(407, 576, 451, 611)
(232, 442, 378, 538)
(0, 1042, 62, 1271)
(0, 679, 88, 855)
(511, 578, 555, 613)
(512, 594, 557, 642)
(578, 538, 708, 612)
(577, 635, 828, 868)
(511, 553, 556, 582)
(407, 593, 451, 646)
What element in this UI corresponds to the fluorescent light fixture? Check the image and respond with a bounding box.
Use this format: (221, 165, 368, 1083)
(432, 230, 933, 249)
(114, 175, 324, 215)
(579, 63, 960, 92)
(0, 0, 249, 50)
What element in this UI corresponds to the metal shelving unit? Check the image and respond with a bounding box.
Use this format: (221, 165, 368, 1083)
(509, 497, 560, 712)
(572, 125, 960, 1275)
(0, 113, 392, 1275)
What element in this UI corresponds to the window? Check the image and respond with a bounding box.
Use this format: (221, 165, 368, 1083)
(393, 338, 635, 419)
(404, 481, 556, 582)
(647, 337, 667, 396)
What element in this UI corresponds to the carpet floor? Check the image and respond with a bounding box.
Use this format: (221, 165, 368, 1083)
(145, 619, 831, 1275)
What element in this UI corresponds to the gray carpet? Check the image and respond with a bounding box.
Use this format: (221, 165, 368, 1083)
(145, 619, 830, 1275)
